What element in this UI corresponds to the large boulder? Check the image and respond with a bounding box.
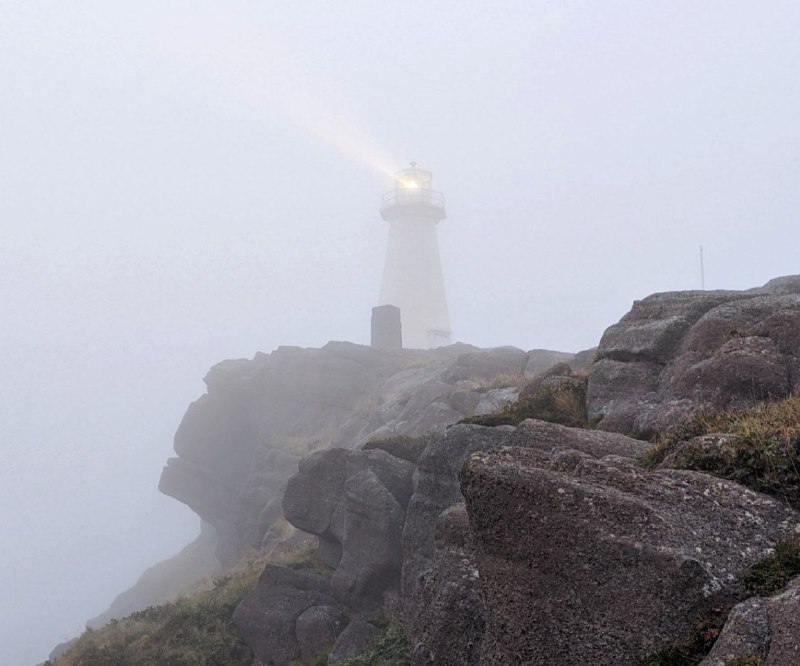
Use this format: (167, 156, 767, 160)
(331, 469, 406, 605)
(232, 564, 342, 665)
(283, 447, 415, 608)
(459, 444, 800, 665)
(700, 578, 800, 666)
(401, 424, 511, 651)
(587, 277, 800, 437)
(295, 604, 347, 661)
(442, 347, 529, 383)
(406, 503, 485, 666)
(401, 422, 648, 663)
(525, 348, 578, 376)
(328, 619, 382, 663)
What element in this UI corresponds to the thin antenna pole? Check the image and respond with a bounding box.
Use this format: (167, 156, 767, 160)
(699, 245, 705, 290)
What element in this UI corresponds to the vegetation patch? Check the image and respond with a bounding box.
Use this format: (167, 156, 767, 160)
(362, 433, 436, 464)
(274, 542, 335, 577)
(335, 623, 411, 666)
(639, 394, 800, 665)
(639, 617, 724, 666)
(642, 393, 800, 509)
(470, 371, 528, 391)
(642, 535, 800, 666)
(724, 657, 765, 666)
(740, 536, 800, 597)
(48, 555, 269, 666)
(461, 375, 590, 428)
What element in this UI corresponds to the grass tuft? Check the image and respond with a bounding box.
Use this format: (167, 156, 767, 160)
(470, 371, 528, 391)
(639, 395, 800, 665)
(740, 536, 800, 597)
(274, 542, 334, 576)
(461, 375, 590, 428)
(362, 433, 436, 464)
(335, 623, 411, 666)
(47, 554, 269, 665)
(642, 394, 800, 508)
(638, 617, 724, 666)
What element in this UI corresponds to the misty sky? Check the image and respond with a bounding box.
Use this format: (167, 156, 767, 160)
(2, 2, 800, 663)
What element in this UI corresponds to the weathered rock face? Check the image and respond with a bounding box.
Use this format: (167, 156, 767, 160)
(406, 502, 485, 666)
(401, 424, 511, 657)
(278, 420, 645, 664)
(460, 444, 800, 666)
(587, 275, 800, 437)
(401, 421, 650, 664)
(700, 578, 800, 666)
(232, 564, 343, 666)
(328, 619, 382, 663)
(283, 447, 415, 608)
(159, 342, 572, 565)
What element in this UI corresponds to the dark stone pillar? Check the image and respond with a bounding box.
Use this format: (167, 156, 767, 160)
(371, 305, 402, 349)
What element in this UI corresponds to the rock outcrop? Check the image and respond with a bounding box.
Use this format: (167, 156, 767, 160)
(401, 421, 651, 664)
(587, 275, 800, 436)
(459, 444, 800, 665)
(327, 619, 382, 663)
(232, 565, 344, 665)
(160, 342, 570, 566)
(58, 275, 800, 665)
(283, 447, 415, 608)
(700, 578, 800, 666)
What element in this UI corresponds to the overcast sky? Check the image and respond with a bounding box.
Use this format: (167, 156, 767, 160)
(2, 2, 800, 663)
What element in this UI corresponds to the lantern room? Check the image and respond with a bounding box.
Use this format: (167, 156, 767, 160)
(380, 162, 446, 221)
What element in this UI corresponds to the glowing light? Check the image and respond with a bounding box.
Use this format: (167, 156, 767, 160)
(403, 180, 419, 189)
(156, 22, 401, 179)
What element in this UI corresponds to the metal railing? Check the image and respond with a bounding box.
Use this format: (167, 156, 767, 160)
(381, 188, 446, 210)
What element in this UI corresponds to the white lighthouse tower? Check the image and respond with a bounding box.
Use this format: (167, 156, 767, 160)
(378, 163, 451, 349)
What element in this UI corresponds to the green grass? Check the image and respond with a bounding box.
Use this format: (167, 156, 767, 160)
(282, 622, 409, 666)
(638, 395, 800, 664)
(278, 544, 335, 576)
(642, 393, 800, 509)
(335, 623, 411, 666)
(49, 543, 333, 666)
(460, 375, 590, 428)
(48, 554, 267, 666)
(740, 536, 800, 597)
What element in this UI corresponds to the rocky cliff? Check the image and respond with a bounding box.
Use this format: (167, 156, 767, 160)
(588, 275, 800, 437)
(251, 275, 800, 665)
(158, 342, 574, 568)
(57, 275, 800, 665)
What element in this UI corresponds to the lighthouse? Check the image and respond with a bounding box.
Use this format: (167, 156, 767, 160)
(377, 164, 451, 349)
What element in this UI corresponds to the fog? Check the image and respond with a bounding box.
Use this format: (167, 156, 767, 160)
(2, 2, 800, 663)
